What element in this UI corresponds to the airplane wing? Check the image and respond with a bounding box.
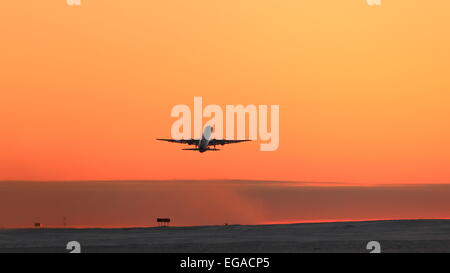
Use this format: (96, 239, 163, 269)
(156, 139, 199, 145)
(208, 139, 252, 145)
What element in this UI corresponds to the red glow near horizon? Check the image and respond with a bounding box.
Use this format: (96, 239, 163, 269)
(1, 181, 450, 228)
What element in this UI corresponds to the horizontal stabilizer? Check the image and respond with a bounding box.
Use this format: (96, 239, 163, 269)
(181, 148, 221, 151)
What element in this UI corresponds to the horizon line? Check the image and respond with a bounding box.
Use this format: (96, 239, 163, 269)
(3, 218, 450, 230)
(0, 179, 450, 187)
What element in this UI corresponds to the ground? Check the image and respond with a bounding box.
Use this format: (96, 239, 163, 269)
(1, 219, 449, 253)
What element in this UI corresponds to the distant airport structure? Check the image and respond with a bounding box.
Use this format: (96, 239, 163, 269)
(156, 218, 171, 227)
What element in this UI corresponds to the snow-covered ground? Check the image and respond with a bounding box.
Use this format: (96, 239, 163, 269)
(1, 219, 449, 253)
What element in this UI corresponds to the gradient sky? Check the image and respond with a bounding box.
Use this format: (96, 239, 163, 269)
(1, 0, 450, 185)
(2, 181, 450, 228)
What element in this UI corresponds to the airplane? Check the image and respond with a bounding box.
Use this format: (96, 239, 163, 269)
(157, 125, 251, 153)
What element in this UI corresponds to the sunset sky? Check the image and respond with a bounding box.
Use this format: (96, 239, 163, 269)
(1, 1, 450, 226)
(2, 181, 450, 228)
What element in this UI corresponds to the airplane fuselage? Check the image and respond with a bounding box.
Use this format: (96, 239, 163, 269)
(198, 137, 210, 153)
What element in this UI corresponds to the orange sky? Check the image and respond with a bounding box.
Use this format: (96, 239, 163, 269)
(1, 1, 450, 184)
(2, 181, 450, 228)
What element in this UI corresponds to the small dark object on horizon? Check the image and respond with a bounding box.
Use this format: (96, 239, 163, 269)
(157, 218, 170, 227)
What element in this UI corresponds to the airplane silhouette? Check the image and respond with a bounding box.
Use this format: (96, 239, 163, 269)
(157, 125, 251, 153)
